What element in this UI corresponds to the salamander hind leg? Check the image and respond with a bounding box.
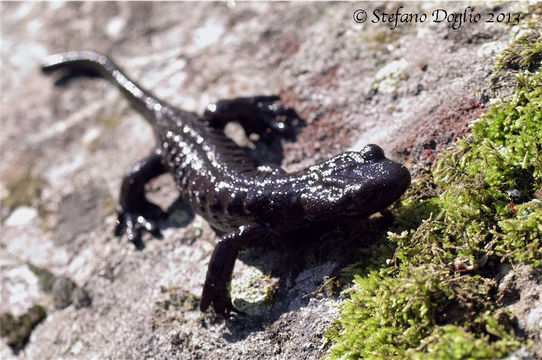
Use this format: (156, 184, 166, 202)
(114, 150, 167, 249)
(203, 95, 300, 141)
(200, 224, 272, 317)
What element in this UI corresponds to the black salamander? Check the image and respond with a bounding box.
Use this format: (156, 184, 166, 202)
(41, 51, 411, 316)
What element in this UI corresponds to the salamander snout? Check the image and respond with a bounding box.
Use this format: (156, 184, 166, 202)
(345, 153, 411, 216)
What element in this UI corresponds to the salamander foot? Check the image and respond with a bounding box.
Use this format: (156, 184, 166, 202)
(204, 95, 300, 141)
(114, 202, 166, 249)
(200, 277, 245, 317)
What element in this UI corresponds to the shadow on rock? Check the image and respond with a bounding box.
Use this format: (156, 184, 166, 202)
(217, 212, 396, 342)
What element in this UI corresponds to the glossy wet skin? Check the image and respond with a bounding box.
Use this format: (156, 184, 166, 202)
(161, 109, 410, 232)
(242, 147, 410, 228)
(298, 148, 410, 218)
(42, 51, 411, 316)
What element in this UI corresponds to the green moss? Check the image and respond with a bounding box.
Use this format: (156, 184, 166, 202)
(410, 321, 520, 360)
(497, 200, 542, 267)
(495, 31, 542, 72)
(339, 241, 394, 284)
(0, 305, 47, 351)
(326, 69, 541, 358)
(430, 70, 542, 267)
(392, 70, 542, 273)
(327, 266, 518, 360)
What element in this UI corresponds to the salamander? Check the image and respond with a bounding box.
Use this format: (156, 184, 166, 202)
(41, 51, 411, 316)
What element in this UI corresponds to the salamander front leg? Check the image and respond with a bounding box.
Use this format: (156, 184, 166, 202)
(200, 224, 271, 316)
(203, 96, 299, 140)
(114, 150, 167, 249)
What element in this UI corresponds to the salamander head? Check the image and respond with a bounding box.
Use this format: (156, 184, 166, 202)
(301, 144, 410, 221)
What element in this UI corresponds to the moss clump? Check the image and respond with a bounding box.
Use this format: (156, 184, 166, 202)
(326, 67, 541, 359)
(327, 267, 519, 360)
(411, 319, 520, 360)
(0, 305, 47, 352)
(392, 70, 541, 273)
(497, 200, 542, 267)
(430, 70, 542, 267)
(495, 31, 542, 72)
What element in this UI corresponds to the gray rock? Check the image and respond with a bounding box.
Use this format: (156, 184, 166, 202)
(1, 1, 539, 359)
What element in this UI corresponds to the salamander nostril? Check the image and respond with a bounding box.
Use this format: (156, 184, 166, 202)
(360, 144, 385, 161)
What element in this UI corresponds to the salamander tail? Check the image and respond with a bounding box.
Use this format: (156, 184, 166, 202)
(41, 51, 168, 122)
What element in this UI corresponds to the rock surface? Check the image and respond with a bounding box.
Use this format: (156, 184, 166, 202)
(1, 2, 539, 359)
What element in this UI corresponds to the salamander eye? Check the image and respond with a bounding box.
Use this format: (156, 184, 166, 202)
(361, 144, 385, 162)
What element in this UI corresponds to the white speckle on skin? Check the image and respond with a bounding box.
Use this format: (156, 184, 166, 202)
(6, 207, 38, 227)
